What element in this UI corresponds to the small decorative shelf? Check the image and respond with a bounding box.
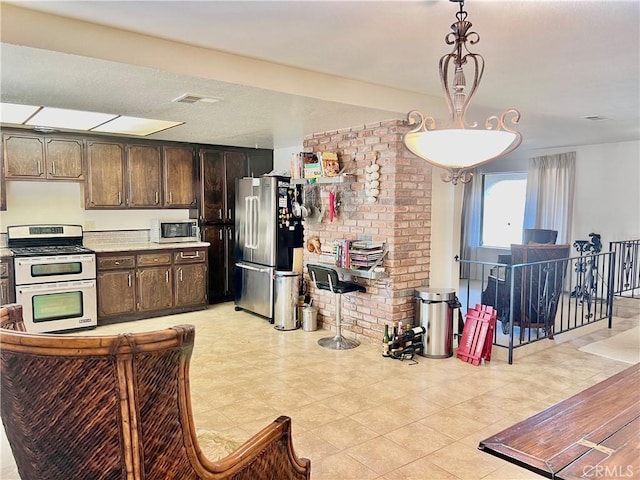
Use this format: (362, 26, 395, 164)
(334, 266, 387, 280)
(290, 174, 354, 185)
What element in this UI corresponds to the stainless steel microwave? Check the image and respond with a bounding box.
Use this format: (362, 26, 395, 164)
(150, 219, 200, 243)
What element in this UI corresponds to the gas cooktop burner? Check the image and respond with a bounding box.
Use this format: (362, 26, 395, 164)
(10, 245, 95, 257)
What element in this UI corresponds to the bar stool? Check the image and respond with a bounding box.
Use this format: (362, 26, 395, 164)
(307, 264, 366, 350)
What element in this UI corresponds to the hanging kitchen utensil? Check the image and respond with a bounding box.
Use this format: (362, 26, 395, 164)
(291, 189, 302, 218)
(306, 184, 323, 224)
(328, 190, 335, 222)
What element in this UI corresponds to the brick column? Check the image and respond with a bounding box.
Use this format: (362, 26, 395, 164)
(302, 119, 432, 344)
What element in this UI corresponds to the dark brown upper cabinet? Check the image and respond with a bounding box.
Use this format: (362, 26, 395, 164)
(163, 146, 197, 208)
(3, 133, 84, 181)
(200, 148, 246, 223)
(127, 144, 162, 208)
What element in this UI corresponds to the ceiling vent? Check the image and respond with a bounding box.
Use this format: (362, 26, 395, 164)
(172, 94, 222, 104)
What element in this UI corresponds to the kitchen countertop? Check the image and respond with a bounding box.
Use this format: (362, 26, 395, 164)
(1, 242, 210, 256)
(86, 241, 210, 253)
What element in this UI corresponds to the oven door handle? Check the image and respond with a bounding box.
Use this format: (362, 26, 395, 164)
(17, 279, 96, 293)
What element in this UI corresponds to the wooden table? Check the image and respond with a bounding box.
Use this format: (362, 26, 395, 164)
(479, 363, 640, 479)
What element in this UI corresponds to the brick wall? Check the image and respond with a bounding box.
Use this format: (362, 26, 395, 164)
(302, 119, 433, 345)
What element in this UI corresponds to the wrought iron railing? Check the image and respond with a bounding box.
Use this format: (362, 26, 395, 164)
(609, 239, 640, 298)
(457, 251, 615, 364)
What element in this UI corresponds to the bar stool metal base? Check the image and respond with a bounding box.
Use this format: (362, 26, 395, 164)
(318, 335, 359, 350)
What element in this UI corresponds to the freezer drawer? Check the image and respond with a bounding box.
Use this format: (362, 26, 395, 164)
(234, 262, 274, 319)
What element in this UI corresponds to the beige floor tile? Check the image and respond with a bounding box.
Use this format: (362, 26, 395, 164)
(346, 435, 423, 475)
(287, 401, 346, 430)
(427, 441, 506, 480)
(2, 303, 637, 480)
(313, 417, 379, 450)
(384, 421, 457, 456)
(350, 404, 416, 435)
(480, 461, 545, 479)
(293, 430, 340, 463)
(384, 456, 461, 480)
(419, 409, 491, 441)
(311, 451, 379, 480)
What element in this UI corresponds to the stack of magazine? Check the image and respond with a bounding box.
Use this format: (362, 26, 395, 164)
(349, 241, 384, 270)
(317, 240, 385, 270)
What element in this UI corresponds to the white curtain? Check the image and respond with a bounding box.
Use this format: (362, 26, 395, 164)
(523, 151, 576, 244)
(459, 171, 482, 278)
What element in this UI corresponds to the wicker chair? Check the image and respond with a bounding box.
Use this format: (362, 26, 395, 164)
(0, 304, 311, 480)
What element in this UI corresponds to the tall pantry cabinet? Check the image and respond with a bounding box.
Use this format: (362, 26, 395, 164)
(199, 149, 245, 303)
(197, 148, 273, 303)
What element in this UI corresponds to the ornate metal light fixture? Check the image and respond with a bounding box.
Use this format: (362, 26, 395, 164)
(403, 0, 522, 185)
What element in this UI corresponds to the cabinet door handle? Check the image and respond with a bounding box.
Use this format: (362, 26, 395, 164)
(179, 268, 183, 282)
(36, 160, 41, 175)
(228, 209, 232, 219)
(180, 252, 200, 259)
(219, 209, 223, 220)
(228, 228, 232, 240)
(51, 161, 56, 175)
(165, 270, 169, 283)
(127, 273, 132, 287)
(117, 192, 122, 204)
(169, 192, 173, 204)
(219, 229, 223, 241)
(155, 191, 159, 205)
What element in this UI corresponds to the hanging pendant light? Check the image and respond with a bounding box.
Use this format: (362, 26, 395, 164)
(403, 0, 522, 185)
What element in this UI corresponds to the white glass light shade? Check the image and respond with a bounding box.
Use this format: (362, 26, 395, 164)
(403, 128, 519, 169)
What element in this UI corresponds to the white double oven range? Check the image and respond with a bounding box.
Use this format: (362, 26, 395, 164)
(8, 224, 97, 333)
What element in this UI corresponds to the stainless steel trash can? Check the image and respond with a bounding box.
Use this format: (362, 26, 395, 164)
(274, 271, 300, 330)
(414, 288, 457, 358)
(301, 306, 318, 331)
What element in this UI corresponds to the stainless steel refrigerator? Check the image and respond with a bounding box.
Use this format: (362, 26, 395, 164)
(234, 176, 303, 319)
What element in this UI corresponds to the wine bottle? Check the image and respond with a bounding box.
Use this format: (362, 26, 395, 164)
(382, 325, 390, 357)
(404, 326, 426, 342)
(398, 321, 405, 349)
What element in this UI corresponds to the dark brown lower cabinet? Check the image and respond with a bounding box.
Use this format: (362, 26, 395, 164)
(97, 247, 207, 325)
(173, 250, 208, 307)
(137, 266, 173, 312)
(97, 269, 136, 318)
(0, 257, 14, 305)
(202, 225, 235, 303)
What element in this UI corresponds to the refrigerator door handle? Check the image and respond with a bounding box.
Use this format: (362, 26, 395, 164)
(252, 196, 260, 249)
(245, 196, 254, 249)
(245, 196, 260, 249)
(235, 262, 271, 274)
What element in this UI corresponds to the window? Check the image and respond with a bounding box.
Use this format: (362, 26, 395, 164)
(481, 172, 527, 248)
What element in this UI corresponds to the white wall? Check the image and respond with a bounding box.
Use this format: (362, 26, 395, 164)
(274, 145, 302, 175)
(429, 175, 463, 290)
(531, 140, 640, 248)
(0, 181, 190, 233)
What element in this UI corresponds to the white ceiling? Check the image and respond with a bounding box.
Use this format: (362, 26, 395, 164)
(1, 0, 639, 153)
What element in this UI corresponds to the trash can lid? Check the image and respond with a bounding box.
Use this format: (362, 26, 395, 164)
(275, 270, 300, 276)
(414, 287, 456, 301)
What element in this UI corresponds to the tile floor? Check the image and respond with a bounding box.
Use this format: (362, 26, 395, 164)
(1, 302, 638, 480)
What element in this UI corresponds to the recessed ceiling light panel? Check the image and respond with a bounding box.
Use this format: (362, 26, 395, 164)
(91, 116, 183, 136)
(26, 107, 117, 130)
(0, 103, 41, 124)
